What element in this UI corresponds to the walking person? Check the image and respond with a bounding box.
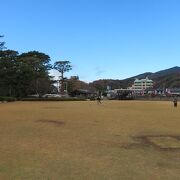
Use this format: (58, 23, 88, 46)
(173, 96, 178, 107)
(97, 96, 102, 104)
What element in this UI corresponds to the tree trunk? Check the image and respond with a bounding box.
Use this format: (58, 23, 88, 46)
(60, 72, 64, 93)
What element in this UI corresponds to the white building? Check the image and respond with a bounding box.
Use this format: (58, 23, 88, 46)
(131, 77, 153, 91)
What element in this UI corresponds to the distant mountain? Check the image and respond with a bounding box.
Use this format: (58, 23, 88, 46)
(90, 66, 180, 90)
(130, 66, 180, 80)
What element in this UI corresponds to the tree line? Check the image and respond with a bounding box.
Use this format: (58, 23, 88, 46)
(0, 35, 111, 98)
(0, 36, 73, 97)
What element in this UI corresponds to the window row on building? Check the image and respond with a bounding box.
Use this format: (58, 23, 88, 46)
(131, 77, 153, 91)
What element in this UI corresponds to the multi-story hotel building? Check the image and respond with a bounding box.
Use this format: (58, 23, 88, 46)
(131, 77, 153, 91)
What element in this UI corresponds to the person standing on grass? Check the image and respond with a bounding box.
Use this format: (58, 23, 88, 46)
(97, 96, 102, 104)
(173, 96, 178, 107)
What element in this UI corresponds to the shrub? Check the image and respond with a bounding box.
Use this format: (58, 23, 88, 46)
(89, 97, 96, 101)
(20, 97, 87, 101)
(0, 96, 16, 102)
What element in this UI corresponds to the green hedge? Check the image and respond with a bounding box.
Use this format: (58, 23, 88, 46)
(0, 96, 16, 102)
(20, 97, 87, 101)
(0, 96, 87, 102)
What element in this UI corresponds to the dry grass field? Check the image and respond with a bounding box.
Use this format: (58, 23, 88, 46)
(0, 100, 180, 180)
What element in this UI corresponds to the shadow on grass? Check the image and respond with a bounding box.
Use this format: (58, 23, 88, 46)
(36, 119, 65, 126)
(130, 135, 180, 151)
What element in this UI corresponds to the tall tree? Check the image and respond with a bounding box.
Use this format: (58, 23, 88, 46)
(53, 61, 72, 93)
(0, 50, 19, 96)
(0, 50, 54, 97)
(0, 35, 6, 50)
(67, 76, 90, 93)
(18, 51, 52, 96)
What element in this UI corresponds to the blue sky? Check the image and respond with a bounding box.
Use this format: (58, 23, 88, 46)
(1, 0, 180, 82)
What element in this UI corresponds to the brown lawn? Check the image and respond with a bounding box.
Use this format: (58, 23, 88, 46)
(0, 100, 180, 179)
